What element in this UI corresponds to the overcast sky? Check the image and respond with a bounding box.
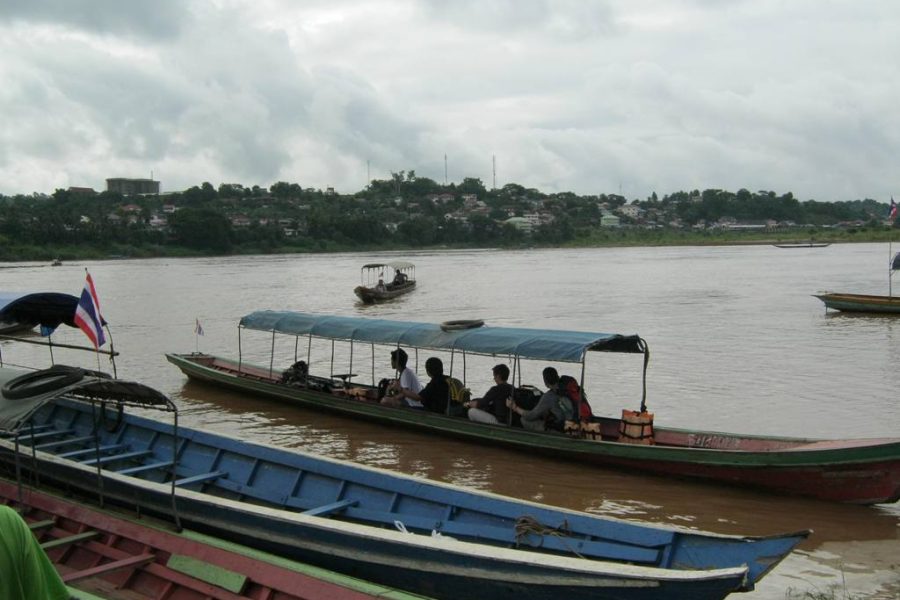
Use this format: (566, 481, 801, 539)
(1, 1, 898, 201)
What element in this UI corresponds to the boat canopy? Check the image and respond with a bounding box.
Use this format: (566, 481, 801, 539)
(0, 292, 82, 330)
(361, 261, 415, 271)
(0, 368, 172, 433)
(239, 311, 645, 362)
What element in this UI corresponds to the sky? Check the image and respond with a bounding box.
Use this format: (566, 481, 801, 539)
(1, 0, 898, 202)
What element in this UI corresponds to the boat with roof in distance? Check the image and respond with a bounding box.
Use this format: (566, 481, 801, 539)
(0, 478, 430, 600)
(815, 251, 900, 314)
(0, 365, 807, 600)
(166, 311, 900, 504)
(353, 261, 416, 303)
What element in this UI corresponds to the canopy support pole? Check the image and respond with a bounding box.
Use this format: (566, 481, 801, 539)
(237, 326, 243, 372)
(639, 339, 650, 413)
(269, 331, 276, 379)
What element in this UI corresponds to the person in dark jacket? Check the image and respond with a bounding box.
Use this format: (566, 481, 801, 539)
(506, 367, 574, 431)
(466, 364, 513, 425)
(389, 356, 449, 413)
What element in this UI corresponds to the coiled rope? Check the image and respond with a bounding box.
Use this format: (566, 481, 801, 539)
(514, 516, 585, 559)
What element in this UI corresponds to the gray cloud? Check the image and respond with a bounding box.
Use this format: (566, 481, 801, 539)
(1, 1, 899, 200)
(0, 0, 189, 40)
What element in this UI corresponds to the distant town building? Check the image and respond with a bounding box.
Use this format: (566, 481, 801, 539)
(67, 186, 96, 196)
(106, 178, 160, 196)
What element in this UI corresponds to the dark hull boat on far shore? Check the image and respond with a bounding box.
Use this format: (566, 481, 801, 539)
(0, 366, 807, 600)
(168, 311, 900, 505)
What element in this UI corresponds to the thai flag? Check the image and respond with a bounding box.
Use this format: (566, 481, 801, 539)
(890, 197, 898, 221)
(74, 271, 106, 349)
(194, 318, 204, 336)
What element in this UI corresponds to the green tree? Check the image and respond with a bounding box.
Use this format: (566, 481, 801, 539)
(169, 208, 232, 252)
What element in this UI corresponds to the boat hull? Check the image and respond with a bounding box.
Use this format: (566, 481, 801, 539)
(814, 293, 900, 314)
(354, 281, 416, 303)
(0, 380, 809, 597)
(166, 353, 900, 504)
(0, 479, 415, 600)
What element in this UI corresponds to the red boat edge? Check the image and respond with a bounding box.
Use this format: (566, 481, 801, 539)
(0, 478, 430, 600)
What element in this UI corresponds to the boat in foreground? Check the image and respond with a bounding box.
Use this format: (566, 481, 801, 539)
(167, 311, 900, 504)
(0, 478, 428, 600)
(353, 261, 416, 303)
(0, 367, 807, 600)
(813, 292, 900, 314)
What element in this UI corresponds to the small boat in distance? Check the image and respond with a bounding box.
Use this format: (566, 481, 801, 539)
(353, 261, 416, 303)
(814, 292, 900, 314)
(773, 241, 831, 248)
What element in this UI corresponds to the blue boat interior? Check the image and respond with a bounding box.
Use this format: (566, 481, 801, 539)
(0, 396, 804, 586)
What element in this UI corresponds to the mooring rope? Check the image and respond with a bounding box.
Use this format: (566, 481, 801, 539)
(514, 515, 585, 559)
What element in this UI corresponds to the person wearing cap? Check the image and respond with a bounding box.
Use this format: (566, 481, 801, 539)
(381, 348, 424, 408)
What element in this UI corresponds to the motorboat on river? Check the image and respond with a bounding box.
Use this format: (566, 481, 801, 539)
(815, 250, 900, 314)
(166, 311, 900, 504)
(353, 261, 416, 303)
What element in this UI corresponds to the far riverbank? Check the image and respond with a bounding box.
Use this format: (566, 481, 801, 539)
(2, 227, 896, 262)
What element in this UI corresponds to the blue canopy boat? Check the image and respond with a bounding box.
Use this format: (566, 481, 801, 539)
(167, 312, 900, 504)
(0, 366, 806, 600)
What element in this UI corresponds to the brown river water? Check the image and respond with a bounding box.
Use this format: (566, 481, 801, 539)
(2, 243, 900, 598)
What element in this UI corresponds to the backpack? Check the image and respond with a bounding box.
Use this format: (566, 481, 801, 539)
(558, 375, 593, 421)
(445, 376, 471, 417)
(446, 377, 471, 404)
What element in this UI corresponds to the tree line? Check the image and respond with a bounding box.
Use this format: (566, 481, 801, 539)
(0, 174, 893, 259)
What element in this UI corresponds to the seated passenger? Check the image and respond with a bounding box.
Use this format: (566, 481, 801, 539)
(375, 278, 386, 292)
(506, 367, 574, 432)
(385, 357, 449, 413)
(381, 348, 424, 408)
(466, 364, 513, 425)
(392, 271, 407, 285)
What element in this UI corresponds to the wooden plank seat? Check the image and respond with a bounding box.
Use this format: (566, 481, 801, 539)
(35, 435, 97, 450)
(40, 530, 100, 551)
(301, 498, 358, 517)
(28, 518, 56, 531)
(14, 428, 77, 442)
(0, 424, 55, 437)
(174, 470, 227, 487)
(59, 444, 125, 459)
(61, 553, 156, 583)
(81, 449, 154, 466)
(115, 460, 174, 476)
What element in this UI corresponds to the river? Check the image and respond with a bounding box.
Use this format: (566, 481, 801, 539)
(2, 243, 899, 598)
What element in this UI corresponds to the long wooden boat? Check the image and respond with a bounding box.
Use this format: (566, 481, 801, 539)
(773, 242, 831, 248)
(167, 311, 900, 504)
(0, 478, 430, 600)
(353, 261, 416, 303)
(0, 367, 808, 600)
(813, 292, 900, 314)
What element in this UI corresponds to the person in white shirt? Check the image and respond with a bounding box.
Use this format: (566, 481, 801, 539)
(380, 348, 424, 408)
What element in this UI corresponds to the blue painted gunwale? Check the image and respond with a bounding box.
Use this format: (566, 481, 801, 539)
(0, 400, 754, 600)
(0, 380, 806, 597)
